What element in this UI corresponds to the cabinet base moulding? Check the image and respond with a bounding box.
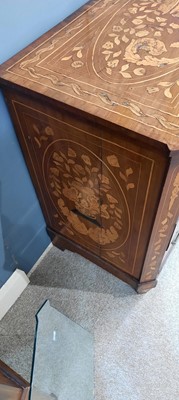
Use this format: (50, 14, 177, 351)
(47, 227, 157, 294)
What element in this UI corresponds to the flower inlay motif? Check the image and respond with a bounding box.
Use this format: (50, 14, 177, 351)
(7, 0, 179, 137)
(94, 0, 179, 86)
(43, 140, 135, 249)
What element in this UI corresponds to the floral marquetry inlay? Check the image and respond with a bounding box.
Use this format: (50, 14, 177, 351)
(33, 124, 54, 148)
(98, 16, 179, 81)
(144, 169, 179, 281)
(2, 0, 179, 292)
(3, 0, 179, 148)
(43, 140, 136, 252)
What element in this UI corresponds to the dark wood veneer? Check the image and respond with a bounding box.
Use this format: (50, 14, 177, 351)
(0, 0, 179, 293)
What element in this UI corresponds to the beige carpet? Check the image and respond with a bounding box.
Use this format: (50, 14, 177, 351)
(0, 243, 179, 400)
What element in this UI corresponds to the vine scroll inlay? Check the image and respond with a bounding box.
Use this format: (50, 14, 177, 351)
(6, 0, 179, 140)
(144, 170, 179, 281)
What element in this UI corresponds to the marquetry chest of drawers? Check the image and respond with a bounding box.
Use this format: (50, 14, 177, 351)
(1, 0, 179, 293)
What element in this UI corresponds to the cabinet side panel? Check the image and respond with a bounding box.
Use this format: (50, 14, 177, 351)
(140, 156, 179, 283)
(3, 89, 169, 281)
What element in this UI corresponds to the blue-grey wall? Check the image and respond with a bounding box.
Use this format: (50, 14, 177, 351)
(0, 0, 88, 287)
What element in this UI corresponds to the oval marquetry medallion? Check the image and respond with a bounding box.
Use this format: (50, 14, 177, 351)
(93, 1, 179, 84)
(43, 139, 130, 249)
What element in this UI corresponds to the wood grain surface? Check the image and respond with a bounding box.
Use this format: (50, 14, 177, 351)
(1, 0, 179, 292)
(0, 0, 179, 150)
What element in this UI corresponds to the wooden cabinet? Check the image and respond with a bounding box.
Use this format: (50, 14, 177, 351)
(1, 0, 179, 293)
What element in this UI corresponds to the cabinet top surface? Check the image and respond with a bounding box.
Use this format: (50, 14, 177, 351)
(1, 0, 179, 150)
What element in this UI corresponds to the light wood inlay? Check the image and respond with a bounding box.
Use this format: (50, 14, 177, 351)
(1, 0, 179, 292)
(0, 0, 179, 149)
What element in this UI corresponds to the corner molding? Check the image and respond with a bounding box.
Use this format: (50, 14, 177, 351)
(0, 269, 29, 321)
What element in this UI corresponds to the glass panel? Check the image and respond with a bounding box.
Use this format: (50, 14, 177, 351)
(29, 300, 94, 400)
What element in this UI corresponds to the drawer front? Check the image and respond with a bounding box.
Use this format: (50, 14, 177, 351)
(5, 91, 168, 278)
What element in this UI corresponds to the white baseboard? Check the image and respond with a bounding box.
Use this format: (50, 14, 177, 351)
(0, 243, 52, 321)
(0, 269, 30, 321)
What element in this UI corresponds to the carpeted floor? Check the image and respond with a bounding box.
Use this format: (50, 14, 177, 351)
(0, 244, 179, 400)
